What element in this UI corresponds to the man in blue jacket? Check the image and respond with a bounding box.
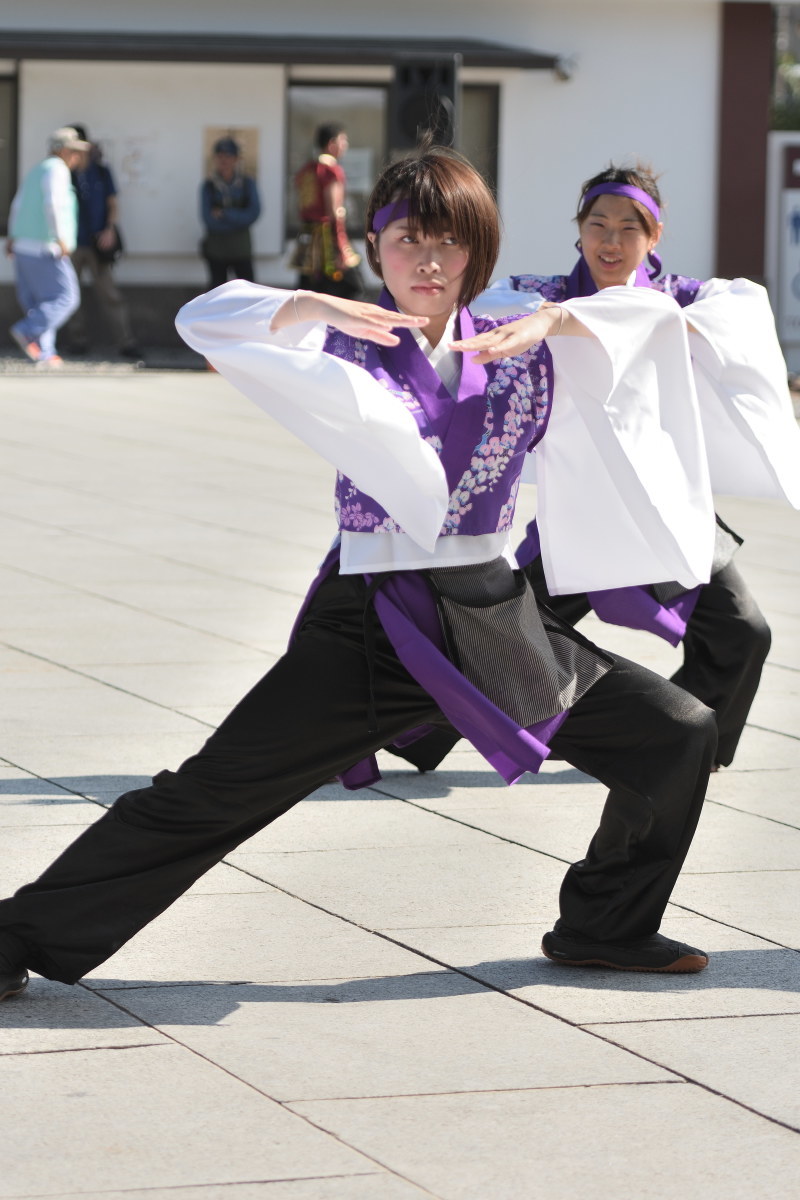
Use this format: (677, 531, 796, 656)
(200, 136, 261, 288)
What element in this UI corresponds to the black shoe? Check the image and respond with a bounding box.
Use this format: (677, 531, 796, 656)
(541, 928, 709, 974)
(119, 343, 144, 360)
(0, 966, 29, 1001)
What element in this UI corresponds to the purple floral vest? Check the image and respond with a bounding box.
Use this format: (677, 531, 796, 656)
(324, 291, 553, 538)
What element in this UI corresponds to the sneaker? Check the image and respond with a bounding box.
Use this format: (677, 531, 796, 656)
(541, 928, 709, 973)
(9, 326, 42, 362)
(35, 355, 64, 370)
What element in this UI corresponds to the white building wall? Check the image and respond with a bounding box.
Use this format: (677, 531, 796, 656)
(493, 2, 721, 281)
(8, 60, 286, 286)
(1, 0, 728, 287)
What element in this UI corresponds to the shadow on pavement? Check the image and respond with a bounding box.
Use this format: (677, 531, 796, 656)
(2, 949, 797, 1029)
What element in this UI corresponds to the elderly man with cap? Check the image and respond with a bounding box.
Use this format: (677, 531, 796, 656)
(6, 126, 90, 367)
(199, 135, 261, 288)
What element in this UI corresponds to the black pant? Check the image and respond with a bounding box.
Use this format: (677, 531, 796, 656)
(0, 570, 716, 983)
(526, 556, 770, 766)
(206, 258, 255, 289)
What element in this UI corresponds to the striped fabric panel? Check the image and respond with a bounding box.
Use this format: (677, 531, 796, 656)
(651, 580, 689, 605)
(430, 559, 611, 727)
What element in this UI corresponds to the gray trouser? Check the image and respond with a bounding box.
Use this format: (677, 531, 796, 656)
(65, 246, 134, 347)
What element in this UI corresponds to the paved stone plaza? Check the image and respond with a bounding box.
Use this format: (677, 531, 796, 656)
(0, 368, 798, 1199)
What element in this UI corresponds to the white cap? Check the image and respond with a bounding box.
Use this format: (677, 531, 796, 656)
(49, 126, 91, 153)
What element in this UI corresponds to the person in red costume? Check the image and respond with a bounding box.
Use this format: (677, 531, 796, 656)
(292, 123, 363, 299)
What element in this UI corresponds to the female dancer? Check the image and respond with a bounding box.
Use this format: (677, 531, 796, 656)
(402, 164, 800, 775)
(0, 148, 718, 1003)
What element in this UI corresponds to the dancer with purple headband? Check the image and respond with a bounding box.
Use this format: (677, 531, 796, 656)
(394, 163, 800, 776)
(0, 147, 721, 1003)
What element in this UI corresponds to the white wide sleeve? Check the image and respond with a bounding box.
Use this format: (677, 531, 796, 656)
(176, 281, 449, 552)
(686, 278, 800, 507)
(472, 278, 545, 319)
(536, 286, 715, 594)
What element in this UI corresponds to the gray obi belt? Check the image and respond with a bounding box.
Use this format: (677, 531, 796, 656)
(343, 554, 614, 789)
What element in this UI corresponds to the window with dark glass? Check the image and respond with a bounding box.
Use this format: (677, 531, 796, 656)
(0, 76, 17, 236)
(285, 80, 499, 242)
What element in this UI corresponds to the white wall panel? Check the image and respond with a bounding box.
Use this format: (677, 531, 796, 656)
(12, 61, 286, 285)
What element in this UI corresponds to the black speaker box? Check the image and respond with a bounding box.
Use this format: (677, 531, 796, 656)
(388, 56, 461, 151)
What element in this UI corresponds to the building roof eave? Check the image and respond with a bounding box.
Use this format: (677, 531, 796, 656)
(0, 30, 560, 70)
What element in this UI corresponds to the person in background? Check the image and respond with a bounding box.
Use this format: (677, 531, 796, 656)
(65, 124, 142, 360)
(6, 126, 90, 368)
(391, 162, 799, 776)
(200, 136, 261, 288)
(292, 122, 362, 299)
(479, 163, 794, 772)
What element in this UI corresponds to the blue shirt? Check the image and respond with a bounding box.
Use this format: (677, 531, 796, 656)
(73, 160, 117, 245)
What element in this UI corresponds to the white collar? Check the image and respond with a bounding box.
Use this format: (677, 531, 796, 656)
(408, 310, 461, 398)
(409, 309, 458, 366)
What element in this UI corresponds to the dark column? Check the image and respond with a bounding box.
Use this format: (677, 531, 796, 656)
(716, 2, 774, 280)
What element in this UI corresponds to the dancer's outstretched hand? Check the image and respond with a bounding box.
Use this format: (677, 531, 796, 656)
(274, 290, 428, 346)
(451, 304, 588, 363)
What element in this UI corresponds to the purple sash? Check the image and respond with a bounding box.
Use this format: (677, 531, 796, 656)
(587, 586, 702, 648)
(291, 548, 567, 790)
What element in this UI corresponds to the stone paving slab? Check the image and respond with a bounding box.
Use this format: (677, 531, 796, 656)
(0, 1044, 373, 1197)
(384, 915, 800, 1023)
(95, 973, 675, 1103)
(680, 802, 800, 873)
(3, 597, 260, 665)
(371, 758, 800, 873)
(289, 1083, 800, 1200)
(0, 768, 104, 827)
(0, 824, 103, 893)
(0, 731, 206, 779)
(704, 724, 800, 771)
(371, 785, 605, 865)
(0, 513, 323, 595)
(72, 658, 275, 712)
(0, 978, 170, 1055)
(671, 870, 800, 948)
(81, 888, 464, 987)
(39, 1179, 433, 1200)
(745, 660, 800, 736)
(703, 766, 800, 827)
(5, 682, 206, 736)
(239, 795, 525, 854)
(1, 375, 798, 1195)
(586, 1012, 800, 1128)
(226, 841, 566, 931)
(0, 793, 101, 829)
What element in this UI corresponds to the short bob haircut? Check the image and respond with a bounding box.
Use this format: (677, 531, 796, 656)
(575, 163, 662, 238)
(365, 144, 500, 310)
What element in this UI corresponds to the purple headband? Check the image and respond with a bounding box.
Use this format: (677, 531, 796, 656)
(372, 198, 410, 232)
(581, 182, 660, 223)
(581, 182, 662, 280)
